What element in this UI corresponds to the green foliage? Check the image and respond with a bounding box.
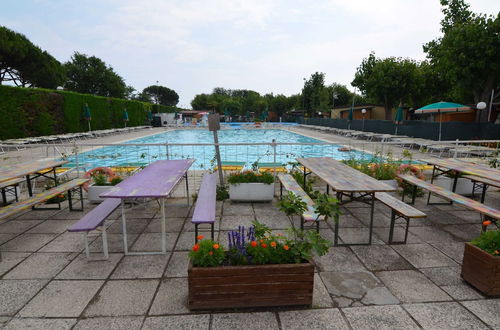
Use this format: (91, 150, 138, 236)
(277, 191, 307, 218)
(110, 176, 123, 185)
(92, 173, 108, 186)
(216, 185, 229, 200)
(188, 239, 225, 267)
(227, 171, 274, 185)
(471, 230, 500, 256)
(142, 85, 179, 106)
(342, 152, 401, 180)
(314, 193, 341, 223)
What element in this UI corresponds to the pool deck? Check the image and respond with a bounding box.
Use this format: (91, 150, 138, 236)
(0, 126, 499, 329)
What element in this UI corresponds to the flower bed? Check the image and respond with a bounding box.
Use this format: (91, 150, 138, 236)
(84, 167, 123, 203)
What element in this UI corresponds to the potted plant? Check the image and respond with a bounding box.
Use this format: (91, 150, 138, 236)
(461, 227, 500, 296)
(84, 167, 123, 203)
(188, 192, 338, 310)
(395, 164, 426, 198)
(227, 170, 275, 202)
(433, 170, 474, 196)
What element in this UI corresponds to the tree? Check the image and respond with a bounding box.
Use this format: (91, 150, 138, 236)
(302, 72, 326, 116)
(64, 52, 127, 98)
(142, 85, 179, 106)
(423, 0, 500, 122)
(352, 53, 420, 119)
(0, 26, 65, 88)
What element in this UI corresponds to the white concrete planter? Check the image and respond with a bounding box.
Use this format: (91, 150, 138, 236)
(87, 184, 113, 203)
(229, 183, 275, 202)
(433, 177, 474, 196)
(379, 179, 398, 189)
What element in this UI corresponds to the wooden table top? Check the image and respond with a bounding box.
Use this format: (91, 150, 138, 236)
(100, 159, 194, 199)
(420, 158, 500, 182)
(0, 159, 68, 184)
(297, 157, 396, 193)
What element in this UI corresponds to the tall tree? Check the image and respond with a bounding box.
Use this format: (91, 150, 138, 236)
(64, 52, 126, 98)
(0, 26, 65, 88)
(142, 85, 179, 106)
(423, 0, 500, 122)
(302, 72, 326, 116)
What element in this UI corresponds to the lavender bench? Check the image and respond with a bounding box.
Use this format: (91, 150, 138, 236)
(192, 173, 217, 243)
(68, 198, 121, 258)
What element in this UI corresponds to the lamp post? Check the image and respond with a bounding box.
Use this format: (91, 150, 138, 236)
(361, 108, 366, 131)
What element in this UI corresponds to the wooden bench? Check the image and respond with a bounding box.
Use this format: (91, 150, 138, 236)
(463, 175, 500, 203)
(192, 173, 217, 243)
(398, 174, 500, 228)
(278, 173, 323, 232)
(375, 192, 426, 244)
(0, 177, 24, 205)
(0, 178, 89, 222)
(68, 198, 121, 258)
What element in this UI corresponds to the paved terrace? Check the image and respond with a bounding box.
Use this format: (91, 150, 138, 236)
(0, 184, 499, 329)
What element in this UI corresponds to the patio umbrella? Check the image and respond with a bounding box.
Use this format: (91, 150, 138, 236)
(147, 110, 153, 123)
(394, 103, 404, 135)
(123, 109, 129, 128)
(415, 101, 472, 141)
(83, 103, 91, 131)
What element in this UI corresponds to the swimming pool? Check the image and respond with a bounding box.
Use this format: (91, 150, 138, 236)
(66, 129, 374, 170)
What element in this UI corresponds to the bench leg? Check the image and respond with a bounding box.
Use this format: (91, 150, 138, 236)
(211, 223, 214, 241)
(195, 224, 199, 244)
(388, 211, 411, 245)
(84, 233, 90, 258)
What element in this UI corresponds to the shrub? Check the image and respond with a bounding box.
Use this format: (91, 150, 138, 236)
(471, 230, 500, 256)
(227, 171, 274, 185)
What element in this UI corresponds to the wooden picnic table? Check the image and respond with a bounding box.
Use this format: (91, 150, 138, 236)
(100, 159, 194, 255)
(0, 159, 69, 197)
(297, 157, 395, 245)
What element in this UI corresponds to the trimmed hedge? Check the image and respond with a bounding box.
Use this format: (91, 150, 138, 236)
(0, 85, 177, 140)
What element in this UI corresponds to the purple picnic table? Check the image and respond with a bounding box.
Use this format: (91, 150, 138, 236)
(100, 159, 194, 255)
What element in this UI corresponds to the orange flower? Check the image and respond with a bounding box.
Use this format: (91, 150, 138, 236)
(213, 244, 220, 249)
(483, 220, 492, 226)
(259, 239, 264, 243)
(270, 241, 277, 247)
(197, 235, 204, 240)
(261, 243, 267, 248)
(283, 245, 289, 250)
(209, 251, 213, 255)
(251, 241, 257, 247)
(495, 250, 499, 255)
(192, 244, 199, 252)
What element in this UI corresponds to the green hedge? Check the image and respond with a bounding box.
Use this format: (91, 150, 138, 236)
(0, 85, 177, 139)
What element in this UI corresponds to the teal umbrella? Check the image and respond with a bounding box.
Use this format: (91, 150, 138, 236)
(415, 101, 472, 141)
(147, 110, 153, 122)
(123, 109, 129, 127)
(394, 104, 404, 135)
(83, 103, 91, 131)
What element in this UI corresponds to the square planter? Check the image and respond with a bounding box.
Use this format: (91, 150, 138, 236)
(461, 242, 500, 296)
(434, 177, 474, 196)
(188, 261, 314, 310)
(87, 184, 113, 203)
(229, 182, 275, 202)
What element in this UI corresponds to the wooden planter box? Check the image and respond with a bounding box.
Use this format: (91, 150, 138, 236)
(188, 261, 314, 310)
(461, 242, 500, 296)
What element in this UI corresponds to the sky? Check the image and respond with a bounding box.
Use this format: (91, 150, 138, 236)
(1, 0, 498, 108)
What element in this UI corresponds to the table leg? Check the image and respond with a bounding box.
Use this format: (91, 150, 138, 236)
(185, 173, 189, 206)
(26, 174, 33, 196)
(161, 197, 166, 254)
(426, 165, 436, 204)
(121, 200, 129, 255)
(480, 184, 487, 204)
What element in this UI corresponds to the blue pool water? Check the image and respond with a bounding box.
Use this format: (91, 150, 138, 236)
(66, 129, 374, 170)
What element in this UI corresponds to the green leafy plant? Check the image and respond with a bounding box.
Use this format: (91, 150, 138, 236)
(314, 193, 341, 223)
(188, 236, 225, 267)
(471, 230, 500, 256)
(227, 171, 274, 185)
(216, 185, 229, 200)
(277, 191, 307, 221)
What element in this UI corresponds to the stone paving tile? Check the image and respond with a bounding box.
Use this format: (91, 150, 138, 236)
(0, 252, 30, 277)
(149, 277, 189, 315)
(130, 232, 177, 252)
(372, 226, 423, 244)
(26, 220, 77, 234)
(409, 226, 460, 243)
(164, 252, 189, 277)
(257, 213, 292, 229)
(446, 210, 482, 224)
(13, 209, 60, 221)
(211, 312, 279, 330)
(3, 252, 75, 279)
(0, 316, 11, 327)
(338, 228, 384, 245)
(279, 308, 349, 330)
(222, 201, 255, 216)
(361, 287, 399, 305)
(429, 242, 465, 264)
(378, 270, 451, 303)
(0, 220, 40, 234)
(333, 213, 367, 228)
(0, 233, 58, 252)
(107, 219, 149, 234)
(314, 247, 367, 272)
(142, 315, 209, 330)
(443, 224, 482, 241)
(0, 280, 47, 316)
(461, 299, 500, 329)
(73, 316, 144, 330)
(89, 233, 139, 253)
(441, 284, 484, 300)
(321, 271, 383, 300)
(220, 215, 255, 230)
(351, 245, 413, 271)
(56, 253, 123, 280)
(174, 231, 198, 251)
(0, 233, 16, 245)
(84, 279, 158, 316)
(392, 243, 457, 268)
(183, 217, 220, 233)
(420, 267, 463, 286)
(3, 318, 77, 330)
(111, 255, 168, 279)
(342, 305, 419, 329)
(38, 232, 86, 253)
(146, 217, 185, 233)
(18, 280, 103, 317)
(312, 273, 334, 308)
(404, 302, 489, 329)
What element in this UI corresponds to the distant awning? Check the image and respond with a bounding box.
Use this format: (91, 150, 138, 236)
(415, 101, 472, 114)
